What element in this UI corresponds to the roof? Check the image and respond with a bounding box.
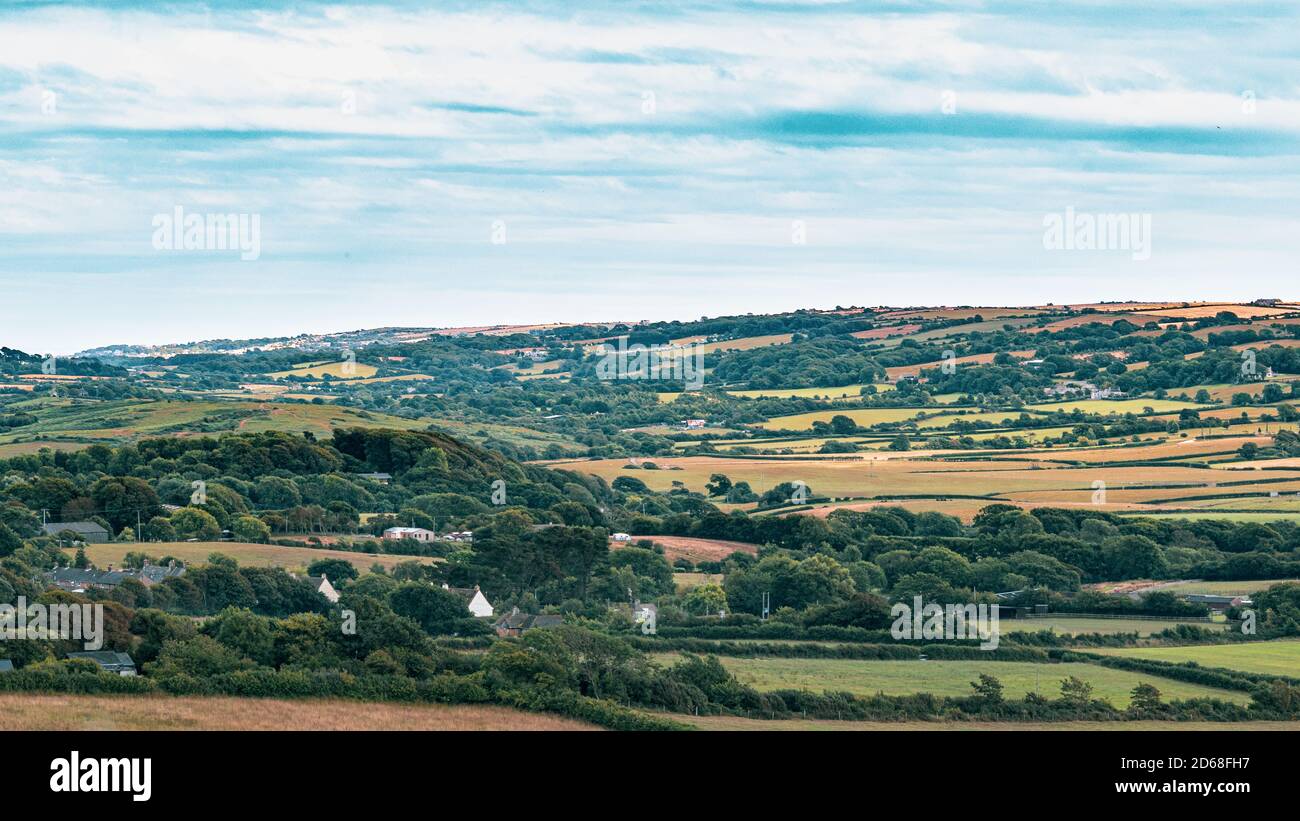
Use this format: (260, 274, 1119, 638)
(46, 567, 130, 587)
(42, 521, 109, 536)
(355, 472, 392, 480)
(66, 651, 136, 670)
(493, 609, 563, 631)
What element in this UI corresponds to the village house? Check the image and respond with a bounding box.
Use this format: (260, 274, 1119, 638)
(67, 651, 137, 676)
(383, 526, 437, 542)
(492, 607, 564, 637)
(442, 583, 494, 618)
(44, 560, 186, 593)
(444, 531, 474, 543)
(303, 574, 341, 604)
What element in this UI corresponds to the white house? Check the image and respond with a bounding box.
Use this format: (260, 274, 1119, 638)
(444, 583, 494, 618)
(611, 532, 632, 542)
(305, 574, 340, 604)
(383, 526, 437, 542)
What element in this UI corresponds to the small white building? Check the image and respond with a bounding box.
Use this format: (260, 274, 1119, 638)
(444, 583, 494, 618)
(304, 574, 340, 604)
(383, 526, 437, 542)
(611, 532, 633, 542)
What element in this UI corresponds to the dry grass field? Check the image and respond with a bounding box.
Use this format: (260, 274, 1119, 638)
(0, 694, 597, 731)
(623, 535, 759, 563)
(71, 541, 439, 573)
(266, 361, 379, 379)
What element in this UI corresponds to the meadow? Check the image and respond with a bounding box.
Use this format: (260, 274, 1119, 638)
(1088, 640, 1300, 678)
(655, 656, 1252, 706)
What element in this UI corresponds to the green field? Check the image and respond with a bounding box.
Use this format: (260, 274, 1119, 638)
(1030, 398, 1204, 415)
(653, 656, 1251, 706)
(1089, 640, 1300, 678)
(999, 617, 1228, 636)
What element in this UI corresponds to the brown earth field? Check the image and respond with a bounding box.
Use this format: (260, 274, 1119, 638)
(71, 541, 440, 573)
(620, 535, 759, 563)
(0, 694, 599, 731)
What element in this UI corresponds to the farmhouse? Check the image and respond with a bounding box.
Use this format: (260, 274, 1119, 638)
(67, 651, 137, 676)
(443, 583, 494, 617)
(493, 607, 563, 637)
(383, 526, 436, 542)
(41, 521, 110, 543)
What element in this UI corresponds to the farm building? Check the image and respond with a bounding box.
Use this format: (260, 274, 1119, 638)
(67, 651, 137, 676)
(383, 526, 436, 542)
(41, 521, 110, 543)
(1184, 594, 1249, 612)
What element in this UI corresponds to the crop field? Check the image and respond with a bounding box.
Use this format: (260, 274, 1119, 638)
(1088, 640, 1300, 678)
(70, 541, 439, 573)
(0, 694, 596, 731)
(568, 455, 1300, 513)
(657, 657, 1252, 706)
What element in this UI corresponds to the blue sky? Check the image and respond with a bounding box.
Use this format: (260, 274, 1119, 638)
(1, 1, 1297, 353)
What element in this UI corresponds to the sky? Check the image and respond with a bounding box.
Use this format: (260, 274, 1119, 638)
(1, 1, 1298, 354)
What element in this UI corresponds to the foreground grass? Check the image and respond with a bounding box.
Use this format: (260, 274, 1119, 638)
(0, 694, 598, 731)
(1089, 639, 1300, 678)
(676, 715, 1299, 731)
(69, 541, 439, 573)
(661, 657, 1252, 707)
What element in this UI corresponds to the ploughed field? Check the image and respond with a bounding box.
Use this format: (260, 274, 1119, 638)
(68, 541, 440, 573)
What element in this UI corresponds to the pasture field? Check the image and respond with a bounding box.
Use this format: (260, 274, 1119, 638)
(1029, 398, 1203, 415)
(997, 617, 1228, 637)
(0, 694, 596, 731)
(1154, 579, 1299, 596)
(1088, 640, 1300, 678)
(756, 407, 1033, 431)
(655, 657, 1251, 706)
(68, 541, 439, 573)
(0, 398, 429, 444)
(267, 361, 379, 379)
(678, 715, 1300, 731)
(674, 572, 724, 592)
(0, 440, 93, 457)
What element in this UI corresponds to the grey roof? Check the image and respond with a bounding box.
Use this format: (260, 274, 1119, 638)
(0, 660, 13, 673)
(66, 651, 136, 671)
(135, 563, 186, 583)
(493, 610, 564, 631)
(42, 521, 109, 536)
(46, 567, 130, 587)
